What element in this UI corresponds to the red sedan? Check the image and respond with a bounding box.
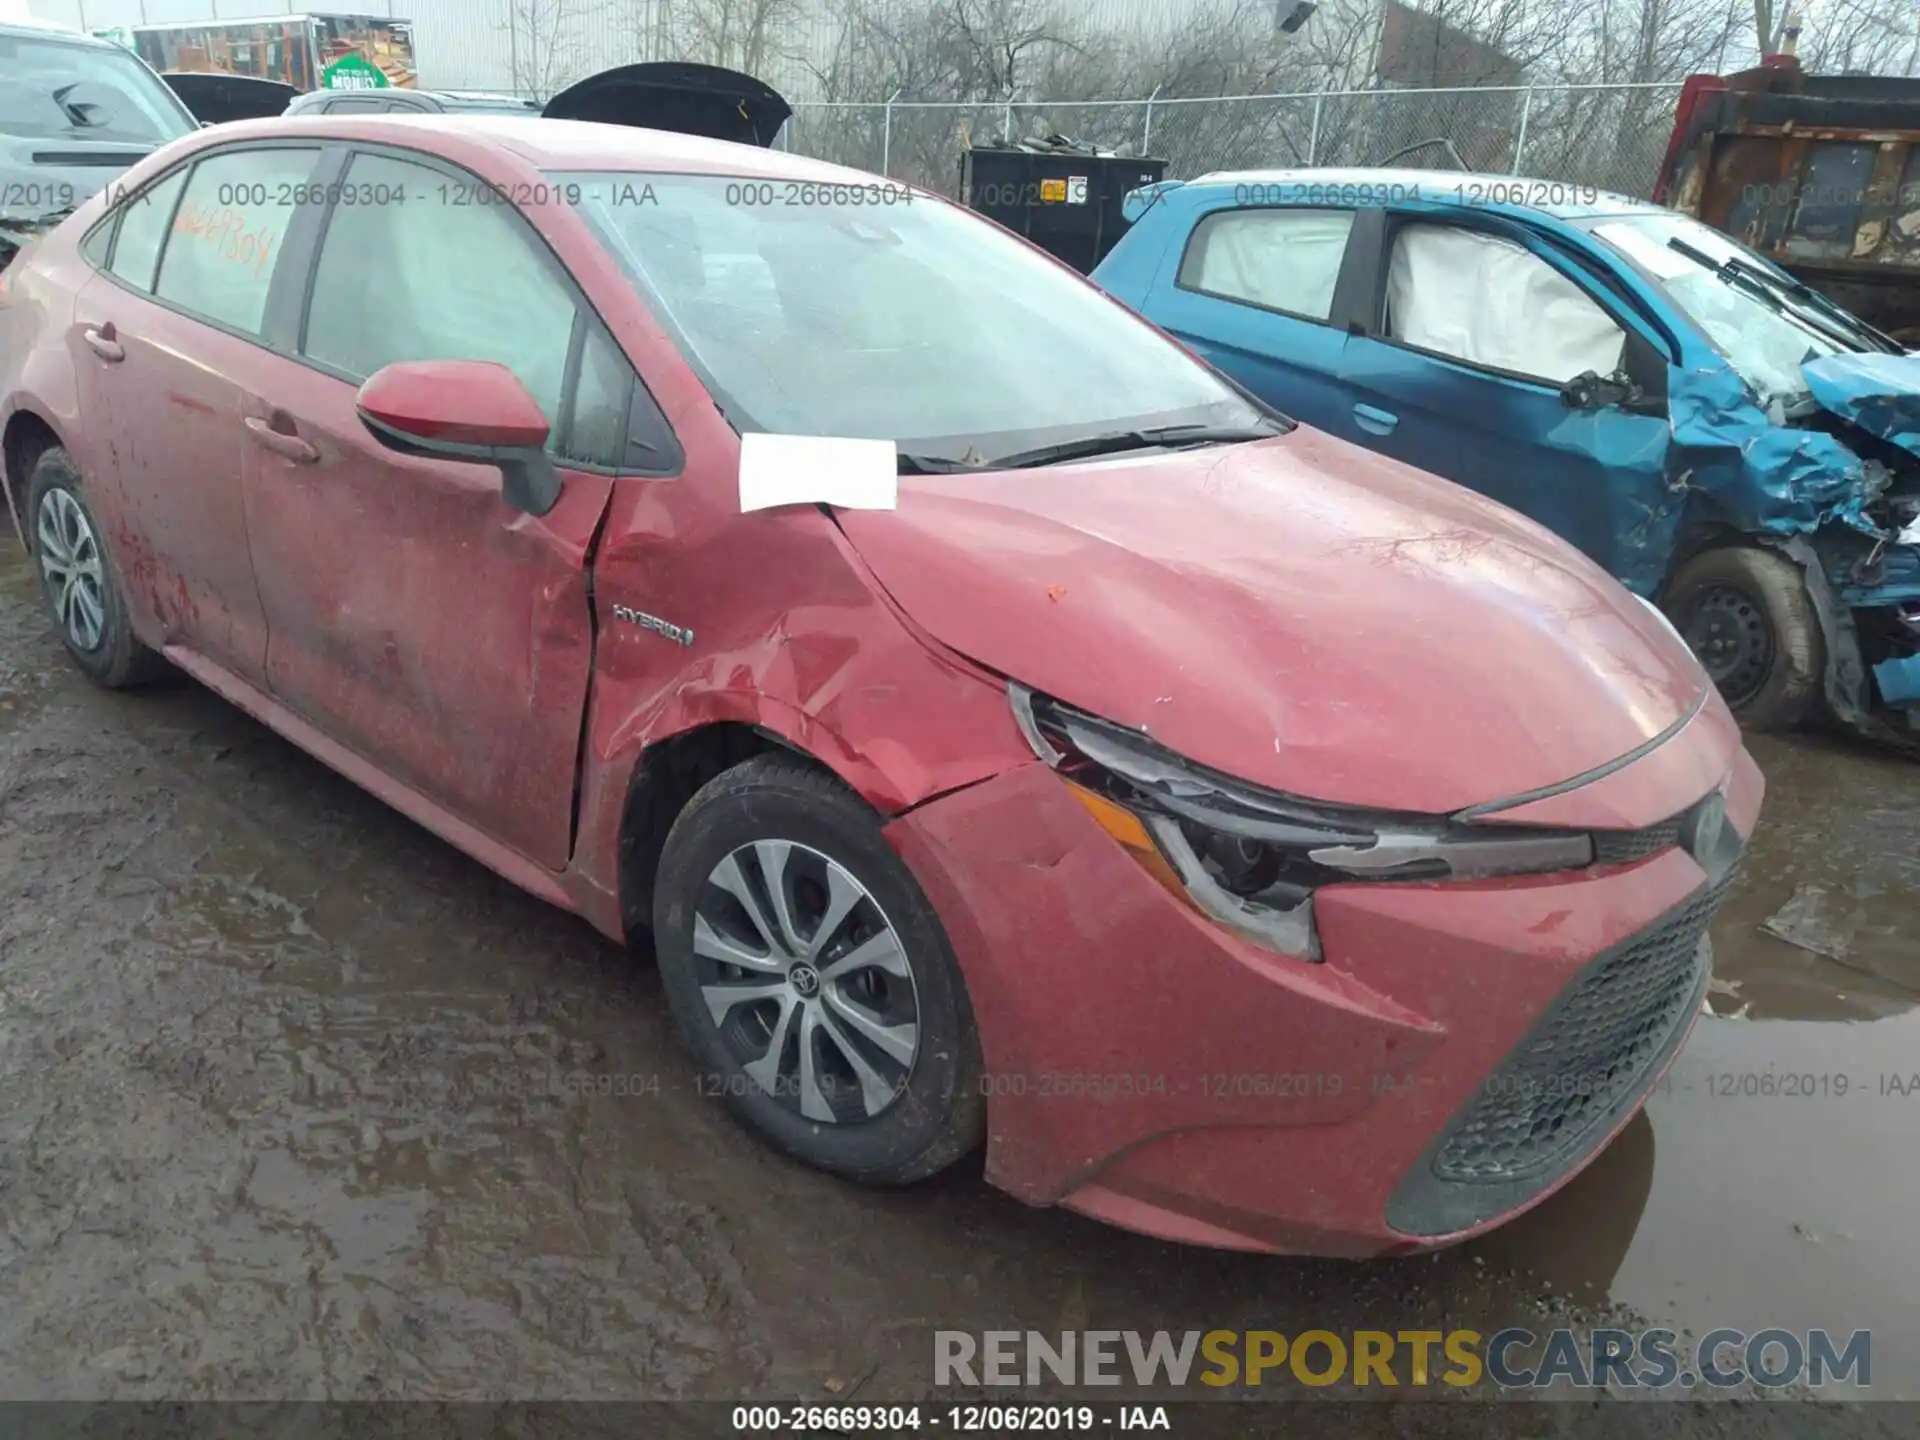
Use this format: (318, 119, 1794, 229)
(0, 114, 1761, 1255)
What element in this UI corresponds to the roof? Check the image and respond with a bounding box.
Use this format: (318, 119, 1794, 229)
(0, 17, 119, 44)
(1184, 167, 1668, 221)
(203, 113, 878, 183)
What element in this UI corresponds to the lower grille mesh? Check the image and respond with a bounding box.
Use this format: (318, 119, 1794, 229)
(1592, 818, 1685, 865)
(1431, 869, 1734, 1183)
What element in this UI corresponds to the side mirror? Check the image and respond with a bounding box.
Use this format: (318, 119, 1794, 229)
(1559, 368, 1643, 413)
(356, 360, 561, 516)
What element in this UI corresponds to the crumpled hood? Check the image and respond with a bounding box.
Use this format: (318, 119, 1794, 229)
(837, 428, 1710, 815)
(1802, 352, 1920, 462)
(1668, 362, 1883, 538)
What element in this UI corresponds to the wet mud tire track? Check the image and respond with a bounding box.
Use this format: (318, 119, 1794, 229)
(0, 550, 1912, 1439)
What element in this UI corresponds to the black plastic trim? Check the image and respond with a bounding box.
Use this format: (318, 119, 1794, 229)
(1385, 815, 1742, 1239)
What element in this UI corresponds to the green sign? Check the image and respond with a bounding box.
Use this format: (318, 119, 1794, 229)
(321, 52, 389, 90)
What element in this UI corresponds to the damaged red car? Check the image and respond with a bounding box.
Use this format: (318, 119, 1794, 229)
(0, 113, 1763, 1256)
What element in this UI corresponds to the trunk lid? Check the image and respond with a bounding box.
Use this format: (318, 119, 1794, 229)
(541, 63, 791, 146)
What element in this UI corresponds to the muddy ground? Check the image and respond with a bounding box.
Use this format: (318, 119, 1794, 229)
(1, 541, 1917, 1437)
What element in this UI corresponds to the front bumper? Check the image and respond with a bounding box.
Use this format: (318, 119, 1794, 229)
(886, 713, 1762, 1257)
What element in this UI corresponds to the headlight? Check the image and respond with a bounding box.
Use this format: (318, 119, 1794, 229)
(1011, 685, 1595, 961)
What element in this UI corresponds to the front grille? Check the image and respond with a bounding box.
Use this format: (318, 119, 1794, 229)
(1429, 867, 1734, 1184)
(1592, 817, 1684, 865)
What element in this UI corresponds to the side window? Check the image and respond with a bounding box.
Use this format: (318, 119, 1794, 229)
(303, 151, 576, 430)
(81, 218, 114, 268)
(103, 167, 188, 290)
(154, 147, 320, 336)
(560, 323, 634, 469)
(1176, 208, 1355, 322)
(1385, 222, 1625, 385)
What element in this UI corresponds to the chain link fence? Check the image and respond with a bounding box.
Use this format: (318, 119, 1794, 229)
(784, 82, 1686, 201)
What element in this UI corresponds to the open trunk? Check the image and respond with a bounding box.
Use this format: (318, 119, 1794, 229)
(541, 62, 791, 147)
(162, 72, 299, 124)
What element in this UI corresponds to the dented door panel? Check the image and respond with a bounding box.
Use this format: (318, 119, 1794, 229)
(239, 348, 613, 873)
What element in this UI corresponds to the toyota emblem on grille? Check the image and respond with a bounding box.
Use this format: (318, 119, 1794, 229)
(1681, 791, 1726, 863)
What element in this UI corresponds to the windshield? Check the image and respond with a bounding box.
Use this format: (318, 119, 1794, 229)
(1589, 212, 1850, 406)
(0, 33, 197, 149)
(0, 32, 196, 150)
(560, 171, 1265, 461)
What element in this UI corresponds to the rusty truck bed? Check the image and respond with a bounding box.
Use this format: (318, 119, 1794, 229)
(1656, 61, 1920, 342)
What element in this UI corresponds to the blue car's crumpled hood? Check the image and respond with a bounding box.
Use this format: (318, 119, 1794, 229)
(1801, 352, 1920, 462)
(1668, 364, 1883, 539)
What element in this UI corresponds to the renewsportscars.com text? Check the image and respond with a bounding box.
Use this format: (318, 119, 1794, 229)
(935, 1327, 1870, 1390)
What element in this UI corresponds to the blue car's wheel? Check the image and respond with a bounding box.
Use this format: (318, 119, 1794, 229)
(1662, 546, 1822, 731)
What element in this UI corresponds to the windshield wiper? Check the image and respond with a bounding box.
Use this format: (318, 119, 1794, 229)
(0, 208, 76, 245)
(978, 421, 1287, 471)
(896, 451, 980, 475)
(1665, 237, 1892, 353)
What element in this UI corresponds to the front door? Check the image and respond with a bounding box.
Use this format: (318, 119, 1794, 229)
(237, 148, 627, 870)
(1337, 216, 1677, 590)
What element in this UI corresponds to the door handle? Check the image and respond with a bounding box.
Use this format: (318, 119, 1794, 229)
(82, 324, 124, 363)
(1352, 403, 1399, 436)
(244, 414, 320, 464)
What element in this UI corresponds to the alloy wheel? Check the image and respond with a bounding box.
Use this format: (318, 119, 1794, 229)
(691, 839, 921, 1124)
(36, 487, 107, 654)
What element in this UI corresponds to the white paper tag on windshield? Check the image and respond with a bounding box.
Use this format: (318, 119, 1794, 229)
(739, 433, 899, 513)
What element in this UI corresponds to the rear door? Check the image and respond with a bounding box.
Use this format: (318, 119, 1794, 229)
(69, 143, 325, 682)
(1130, 203, 1358, 433)
(236, 146, 636, 870)
(1335, 214, 1677, 586)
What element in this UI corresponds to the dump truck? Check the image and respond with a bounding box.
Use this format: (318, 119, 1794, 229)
(1655, 55, 1920, 345)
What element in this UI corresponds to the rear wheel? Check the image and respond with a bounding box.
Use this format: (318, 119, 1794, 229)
(26, 447, 165, 689)
(652, 753, 985, 1185)
(1661, 545, 1822, 731)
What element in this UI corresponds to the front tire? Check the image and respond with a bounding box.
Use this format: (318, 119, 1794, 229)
(1661, 545, 1823, 731)
(25, 447, 165, 689)
(653, 753, 986, 1185)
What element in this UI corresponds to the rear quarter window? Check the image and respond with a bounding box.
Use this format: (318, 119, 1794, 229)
(103, 168, 189, 291)
(1176, 207, 1355, 322)
(153, 147, 320, 336)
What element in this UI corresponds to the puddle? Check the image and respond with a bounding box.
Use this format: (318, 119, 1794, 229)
(1708, 732, 1920, 1020)
(1459, 729, 1920, 1396)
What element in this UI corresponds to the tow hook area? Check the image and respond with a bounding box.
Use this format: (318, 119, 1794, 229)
(1876, 604, 1920, 714)
(1775, 536, 1920, 747)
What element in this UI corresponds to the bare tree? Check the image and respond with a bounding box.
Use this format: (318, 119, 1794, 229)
(500, 0, 613, 101)
(667, 0, 810, 75)
(1794, 0, 1913, 72)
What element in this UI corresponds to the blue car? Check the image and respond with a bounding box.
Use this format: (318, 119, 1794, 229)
(1092, 168, 1920, 743)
